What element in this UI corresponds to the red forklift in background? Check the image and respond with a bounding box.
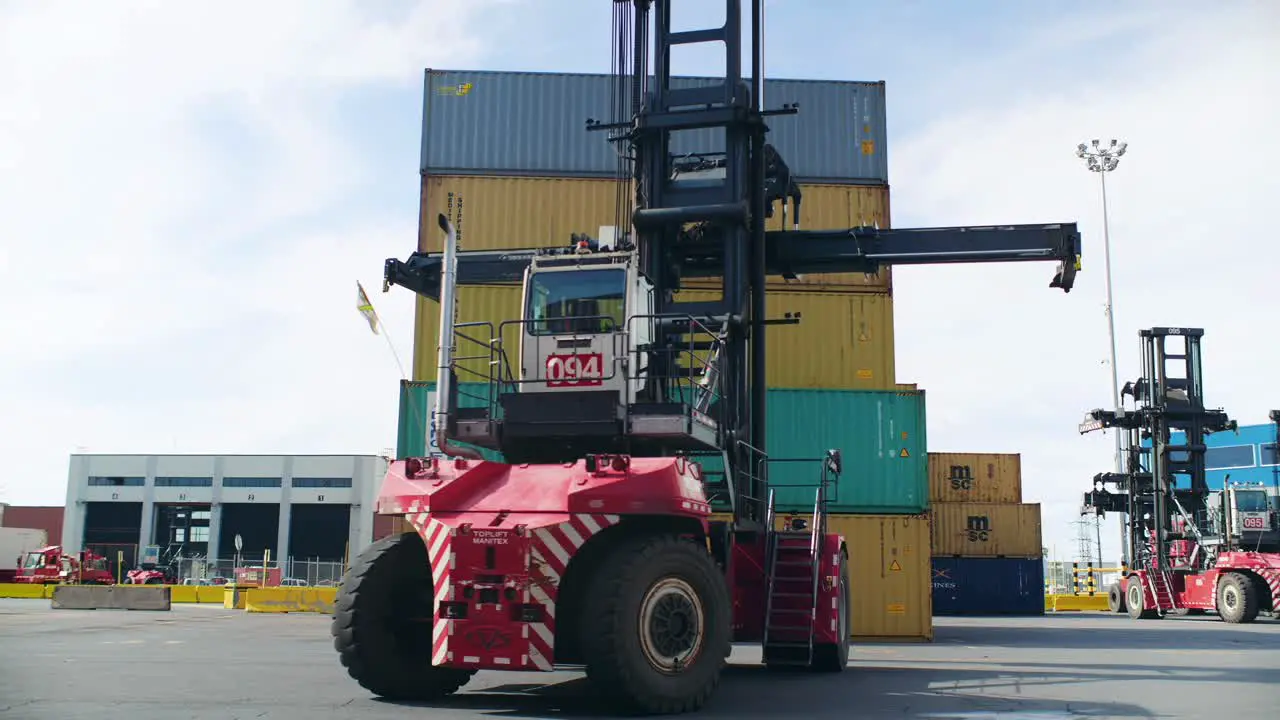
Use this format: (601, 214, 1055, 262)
(12, 546, 115, 585)
(1082, 327, 1280, 623)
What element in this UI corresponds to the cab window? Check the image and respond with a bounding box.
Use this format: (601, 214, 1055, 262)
(527, 268, 626, 336)
(1233, 491, 1268, 512)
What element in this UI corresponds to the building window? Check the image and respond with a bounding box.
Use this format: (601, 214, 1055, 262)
(87, 476, 144, 487)
(189, 527, 210, 543)
(1204, 445, 1256, 470)
(155, 476, 213, 487)
(223, 477, 283, 488)
(292, 477, 353, 488)
(191, 510, 211, 521)
(1261, 443, 1278, 467)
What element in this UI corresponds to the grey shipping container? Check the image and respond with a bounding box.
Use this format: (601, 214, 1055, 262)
(421, 69, 888, 185)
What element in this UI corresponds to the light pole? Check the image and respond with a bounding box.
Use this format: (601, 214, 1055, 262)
(1076, 138, 1127, 569)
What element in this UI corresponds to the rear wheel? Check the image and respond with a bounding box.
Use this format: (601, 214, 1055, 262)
(1107, 582, 1126, 614)
(811, 547, 850, 672)
(331, 532, 475, 700)
(579, 534, 731, 714)
(1217, 572, 1259, 624)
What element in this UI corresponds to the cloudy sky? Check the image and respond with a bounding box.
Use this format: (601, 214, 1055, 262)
(2, 1, 1277, 559)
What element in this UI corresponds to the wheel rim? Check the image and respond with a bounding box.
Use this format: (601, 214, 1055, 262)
(1128, 583, 1142, 609)
(1223, 586, 1239, 611)
(638, 577, 705, 674)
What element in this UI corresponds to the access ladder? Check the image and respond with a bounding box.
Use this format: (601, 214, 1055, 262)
(761, 487, 826, 666)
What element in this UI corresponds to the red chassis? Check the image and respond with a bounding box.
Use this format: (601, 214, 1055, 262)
(362, 453, 847, 673)
(1124, 551, 1280, 623)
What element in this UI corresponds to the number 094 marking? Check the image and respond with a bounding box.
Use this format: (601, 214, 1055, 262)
(545, 353, 604, 387)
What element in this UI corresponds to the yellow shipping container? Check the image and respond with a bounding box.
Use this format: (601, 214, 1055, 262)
(929, 502, 1043, 559)
(706, 512, 932, 641)
(412, 286, 895, 390)
(831, 513, 933, 641)
(927, 452, 1023, 504)
(417, 174, 892, 292)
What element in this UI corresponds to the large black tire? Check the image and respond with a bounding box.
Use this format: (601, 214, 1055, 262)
(1107, 582, 1127, 614)
(1125, 576, 1159, 620)
(579, 534, 732, 714)
(1217, 572, 1259, 624)
(331, 532, 475, 700)
(811, 548, 850, 672)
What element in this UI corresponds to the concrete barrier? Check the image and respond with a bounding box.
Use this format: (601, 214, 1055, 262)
(1047, 594, 1111, 612)
(0, 583, 49, 599)
(196, 586, 224, 603)
(170, 585, 199, 603)
(51, 585, 171, 611)
(244, 587, 338, 614)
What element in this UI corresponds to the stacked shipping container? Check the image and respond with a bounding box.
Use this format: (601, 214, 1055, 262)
(405, 69, 930, 640)
(926, 453, 1045, 616)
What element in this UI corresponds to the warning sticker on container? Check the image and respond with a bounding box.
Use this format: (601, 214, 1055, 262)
(886, 603, 906, 615)
(888, 560, 902, 572)
(899, 448, 910, 458)
(861, 140, 876, 155)
(856, 368, 873, 379)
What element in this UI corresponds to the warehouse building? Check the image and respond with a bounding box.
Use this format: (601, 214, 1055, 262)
(61, 454, 391, 584)
(1171, 420, 1279, 504)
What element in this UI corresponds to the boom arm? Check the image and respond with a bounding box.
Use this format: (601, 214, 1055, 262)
(384, 222, 1081, 299)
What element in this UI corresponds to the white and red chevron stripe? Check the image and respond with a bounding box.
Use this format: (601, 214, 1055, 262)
(404, 514, 455, 667)
(1262, 570, 1280, 609)
(524, 513, 621, 671)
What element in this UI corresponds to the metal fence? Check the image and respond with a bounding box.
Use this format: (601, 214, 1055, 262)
(163, 556, 348, 586)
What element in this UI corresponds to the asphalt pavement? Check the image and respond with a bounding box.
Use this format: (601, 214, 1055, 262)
(0, 599, 1277, 719)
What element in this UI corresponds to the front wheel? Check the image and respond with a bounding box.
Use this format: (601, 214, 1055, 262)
(1217, 572, 1259, 624)
(331, 532, 475, 700)
(1125, 576, 1159, 620)
(580, 534, 732, 715)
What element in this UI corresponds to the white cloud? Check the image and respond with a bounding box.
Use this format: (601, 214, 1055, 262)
(889, 2, 1280, 559)
(0, 1, 507, 504)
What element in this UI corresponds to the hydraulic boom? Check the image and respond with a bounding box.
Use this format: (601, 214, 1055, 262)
(385, 222, 1081, 301)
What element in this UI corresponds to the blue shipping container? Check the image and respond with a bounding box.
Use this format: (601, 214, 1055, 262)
(931, 557, 1045, 616)
(422, 69, 888, 184)
(397, 382, 927, 515)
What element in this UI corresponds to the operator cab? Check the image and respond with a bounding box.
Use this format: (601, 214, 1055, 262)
(1223, 483, 1278, 552)
(1205, 482, 1279, 553)
(445, 227, 723, 464)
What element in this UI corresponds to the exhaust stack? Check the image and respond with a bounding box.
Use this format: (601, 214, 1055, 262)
(433, 212, 481, 460)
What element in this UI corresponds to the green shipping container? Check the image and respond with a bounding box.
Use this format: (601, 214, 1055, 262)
(395, 380, 503, 461)
(396, 382, 927, 514)
(697, 388, 928, 514)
